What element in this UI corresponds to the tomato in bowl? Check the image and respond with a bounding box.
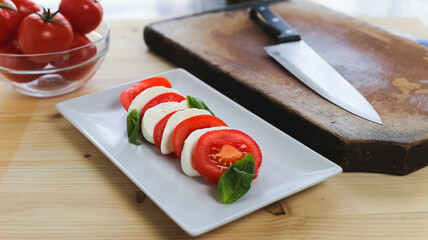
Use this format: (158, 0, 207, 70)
(0, 20, 109, 97)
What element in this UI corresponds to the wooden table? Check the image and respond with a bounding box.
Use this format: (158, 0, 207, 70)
(1, 18, 428, 239)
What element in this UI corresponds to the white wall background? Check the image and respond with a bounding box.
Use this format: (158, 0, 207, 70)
(36, 0, 428, 26)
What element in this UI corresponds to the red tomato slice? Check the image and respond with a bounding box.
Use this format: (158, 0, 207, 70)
(172, 115, 228, 158)
(153, 110, 179, 151)
(193, 129, 262, 184)
(140, 92, 185, 120)
(120, 77, 172, 110)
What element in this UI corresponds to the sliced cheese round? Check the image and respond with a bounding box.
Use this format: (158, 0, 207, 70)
(141, 100, 188, 144)
(160, 108, 211, 154)
(127, 86, 179, 113)
(181, 126, 230, 177)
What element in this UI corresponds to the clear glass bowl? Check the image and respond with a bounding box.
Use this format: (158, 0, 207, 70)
(0, 21, 110, 97)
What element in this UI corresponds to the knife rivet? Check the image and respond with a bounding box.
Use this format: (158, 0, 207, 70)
(285, 29, 293, 34)
(259, 6, 266, 11)
(272, 17, 279, 22)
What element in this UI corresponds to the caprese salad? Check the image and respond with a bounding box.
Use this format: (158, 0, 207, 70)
(120, 76, 262, 204)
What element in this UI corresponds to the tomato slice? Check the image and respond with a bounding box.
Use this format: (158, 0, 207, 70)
(173, 115, 228, 158)
(153, 110, 179, 150)
(140, 92, 185, 120)
(120, 77, 172, 110)
(193, 129, 262, 184)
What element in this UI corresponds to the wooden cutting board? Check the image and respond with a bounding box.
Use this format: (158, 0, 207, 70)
(143, 0, 428, 174)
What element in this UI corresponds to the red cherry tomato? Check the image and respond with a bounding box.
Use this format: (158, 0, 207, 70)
(0, 39, 47, 83)
(51, 33, 97, 81)
(153, 111, 179, 151)
(193, 129, 262, 184)
(17, 8, 73, 63)
(11, 0, 40, 21)
(120, 77, 172, 110)
(59, 0, 103, 34)
(0, 0, 19, 44)
(140, 92, 185, 120)
(173, 115, 228, 158)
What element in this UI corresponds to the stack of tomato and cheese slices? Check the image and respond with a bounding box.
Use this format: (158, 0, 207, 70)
(120, 77, 262, 204)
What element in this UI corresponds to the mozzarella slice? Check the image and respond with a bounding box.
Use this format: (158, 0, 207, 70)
(127, 86, 180, 113)
(141, 100, 188, 144)
(181, 126, 230, 177)
(160, 108, 211, 155)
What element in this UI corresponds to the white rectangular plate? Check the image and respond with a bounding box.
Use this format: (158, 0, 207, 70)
(56, 68, 342, 236)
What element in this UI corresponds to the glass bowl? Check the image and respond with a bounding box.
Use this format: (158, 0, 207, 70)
(0, 21, 110, 97)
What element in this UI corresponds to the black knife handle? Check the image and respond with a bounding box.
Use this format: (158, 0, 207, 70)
(250, 5, 301, 43)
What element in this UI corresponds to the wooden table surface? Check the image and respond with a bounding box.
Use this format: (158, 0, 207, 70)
(1, 18, 428, 239)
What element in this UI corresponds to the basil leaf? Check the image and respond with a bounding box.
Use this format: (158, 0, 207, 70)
(127, 109, 142, 146)
(218, 153, 255, 204)
(186, 95, 215, 116)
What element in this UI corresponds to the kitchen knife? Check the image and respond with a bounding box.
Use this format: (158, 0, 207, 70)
(250, 5, 382, 124)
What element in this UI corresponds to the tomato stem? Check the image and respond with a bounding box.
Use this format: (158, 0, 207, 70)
(34, 6, 67, 24)
(0, 2, 17, 11)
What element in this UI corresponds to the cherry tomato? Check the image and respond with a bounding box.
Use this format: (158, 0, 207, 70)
(0, 0, 19, 44)
(11, 0, 40, 21)
(0, 39, 47, 83)
(51, 33, 97, 81)
(193, 129, 262, 184)
(120, 77, 172, 110)
(173, 115, 228, 158)
(153, 111, 179, 151)
(17, 8, 73, 63)
(59, 0, 103, 34)
(140, 92, 185, 120)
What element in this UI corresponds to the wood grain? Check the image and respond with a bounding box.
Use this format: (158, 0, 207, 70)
(1, 18, 428, 239)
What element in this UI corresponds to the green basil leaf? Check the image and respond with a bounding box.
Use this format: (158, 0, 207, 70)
(186, 95, 215, 116)
(218, 153, 255, 204)
(127, 109, 142, 146)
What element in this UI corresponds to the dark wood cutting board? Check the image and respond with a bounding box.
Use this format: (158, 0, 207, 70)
(144, 0, 428, 174)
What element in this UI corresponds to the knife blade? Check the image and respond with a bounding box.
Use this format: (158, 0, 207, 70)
(250, 5, 382, 125)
